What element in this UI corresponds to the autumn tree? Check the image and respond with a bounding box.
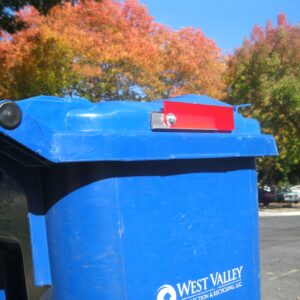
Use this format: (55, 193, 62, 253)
(226, 14, 300, 184)
(0, 0, 79, 33)
(0, 0, 225, 101)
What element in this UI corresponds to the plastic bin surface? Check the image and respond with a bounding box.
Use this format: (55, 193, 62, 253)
(0, 94, 277, 300)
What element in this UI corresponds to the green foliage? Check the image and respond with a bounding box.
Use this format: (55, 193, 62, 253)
(0, 0, 77, 33)
(11, 34, 78, 98)
(226, 15, 300, 184)
(0, 1, 27, 33)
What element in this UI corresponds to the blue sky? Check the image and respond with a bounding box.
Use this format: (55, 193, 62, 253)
(140, 0, 300, 54)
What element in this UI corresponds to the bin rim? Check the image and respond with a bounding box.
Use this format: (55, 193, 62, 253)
(0, 95, 278, 163)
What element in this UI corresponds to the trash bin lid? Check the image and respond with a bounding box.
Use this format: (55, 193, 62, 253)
(0, 95, 277, 163)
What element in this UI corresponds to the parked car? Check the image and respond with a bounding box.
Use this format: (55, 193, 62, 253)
(258, 188, 276, 206)
(290, 185, 300, 201)
(277, 188, 299, 203)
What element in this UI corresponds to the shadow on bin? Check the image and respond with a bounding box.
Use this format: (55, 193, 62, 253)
(0, 95, 277, 300)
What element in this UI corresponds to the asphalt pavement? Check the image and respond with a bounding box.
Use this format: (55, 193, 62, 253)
(260, 207, 300, 300)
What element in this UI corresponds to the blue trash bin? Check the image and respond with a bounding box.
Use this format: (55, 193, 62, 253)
(0, 95, 277, 300)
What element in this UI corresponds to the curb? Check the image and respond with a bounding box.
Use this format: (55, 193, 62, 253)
(259, 211, 300, 217)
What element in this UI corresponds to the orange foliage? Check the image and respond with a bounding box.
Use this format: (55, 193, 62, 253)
(0, 0, 225, 101)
